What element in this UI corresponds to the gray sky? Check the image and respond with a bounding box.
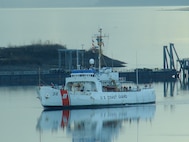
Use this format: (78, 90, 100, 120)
(1, 0, 189, 8)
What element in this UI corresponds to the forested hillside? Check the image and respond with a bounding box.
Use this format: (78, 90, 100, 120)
(0, 44, 126, 71)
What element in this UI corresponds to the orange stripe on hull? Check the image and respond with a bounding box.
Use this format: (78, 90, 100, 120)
(60, 90, 70, 106)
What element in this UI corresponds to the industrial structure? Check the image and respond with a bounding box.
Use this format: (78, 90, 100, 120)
(163, 43, 180, 70)
(163, 43, 189, 83)
(58, 49, 85, 71)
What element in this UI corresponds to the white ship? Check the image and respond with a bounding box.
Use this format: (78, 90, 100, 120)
(38, 29, 155, 108)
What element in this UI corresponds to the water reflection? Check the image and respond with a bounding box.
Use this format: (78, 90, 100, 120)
(164, 81, 176, 97)
(163, 80, 189, 97)
(179, 79, 189, 90)
(36, 105, 156, 141)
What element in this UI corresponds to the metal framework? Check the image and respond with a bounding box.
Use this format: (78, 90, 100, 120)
(163, 43, 181, 70)
(58, 49, 85, 71)
(163, 43, 189, 83)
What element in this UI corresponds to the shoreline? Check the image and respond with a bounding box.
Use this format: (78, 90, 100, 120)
(0, 68, 178, 86)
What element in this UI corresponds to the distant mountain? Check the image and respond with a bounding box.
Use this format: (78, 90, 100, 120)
(95, 0, 189, 7)
(0, 44, 126, 71)
(1, 0, 189, 8)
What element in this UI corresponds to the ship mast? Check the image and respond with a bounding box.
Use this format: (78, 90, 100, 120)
(93, 28, 108, 70)
(96, 28, 108, 70)
(97, 28, 102, 70)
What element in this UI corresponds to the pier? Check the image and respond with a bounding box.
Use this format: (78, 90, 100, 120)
(0, 69, 69, 86)
(0, 68, 178, 86)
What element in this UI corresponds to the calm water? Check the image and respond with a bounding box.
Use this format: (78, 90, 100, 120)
(1, 6, 189, 68)
(1, 6, 189, 141)
(0, 82, 189, 142)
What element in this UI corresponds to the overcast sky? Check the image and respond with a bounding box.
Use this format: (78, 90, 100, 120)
(1, 0, 189, 8)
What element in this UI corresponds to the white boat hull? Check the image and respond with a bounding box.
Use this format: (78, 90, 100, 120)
(38, 86, 155, 108)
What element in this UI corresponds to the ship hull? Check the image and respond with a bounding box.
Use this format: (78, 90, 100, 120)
(38, 86, 155, 109)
